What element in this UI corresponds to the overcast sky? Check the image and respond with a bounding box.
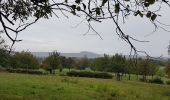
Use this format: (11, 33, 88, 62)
(1, 3, 170, 57)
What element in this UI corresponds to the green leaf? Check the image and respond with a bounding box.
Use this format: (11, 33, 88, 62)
(115, 3, 120, 13)
(146, 11, 151, 18)
(71, 11, 76, 15)
(71, 5, 76, 10)
(134, 10, 140, 16)
(102, 0, 108, 6)
(77, 6, 81, 11)
(144, 2, 150, 7)
(145, 0, 155, 5)
(96, 7, 101, 15)
(65, 0, 68, 3)
(75, 0, 81, 4)
(139, 13, 143, 17)
(151, 13, 157, 21)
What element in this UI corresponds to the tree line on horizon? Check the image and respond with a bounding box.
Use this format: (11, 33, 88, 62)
(0, 36, 170, 81)
(1, 48, 170, 81)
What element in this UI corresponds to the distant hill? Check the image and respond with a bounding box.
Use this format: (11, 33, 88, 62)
(32, 51, 169, 62)
(32, 51, 103, 58)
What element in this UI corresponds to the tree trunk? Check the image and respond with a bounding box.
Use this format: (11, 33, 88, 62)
(128, 73, 131, 80)
(137, 74, 139, 80)
(59, 68, 63, 72)
(116, 73, 121, 81)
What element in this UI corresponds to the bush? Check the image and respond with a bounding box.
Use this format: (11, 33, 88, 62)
(166, 80, 170, 85)
(6, 68, 46, 75)
(148, 77, 164, 84)
(67, 71, 112, 79)
(0, 66, 6, 72)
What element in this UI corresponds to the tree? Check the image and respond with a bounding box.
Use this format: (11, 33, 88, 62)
(125, 59, 135, 80)
(43, 51, 61, 74)
(1, 0, 169, 55)
(110, 54, 126, 81)
(0, 48, 10, 67)
(0, 36, 10, 67)
(90, 54, 111, 72)
(75, 55, 89, 70)
(149, 62, 158, 79)
(137, 59, 159, 80)
(65, 57, 75, 71)
(11, 51, 39, 69)
(165, 60, 170, 78)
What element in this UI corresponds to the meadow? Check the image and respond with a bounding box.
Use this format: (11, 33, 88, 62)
(0, 72, 170, 100)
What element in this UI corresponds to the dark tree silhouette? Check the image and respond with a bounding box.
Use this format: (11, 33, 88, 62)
(0, 0, 170, 55)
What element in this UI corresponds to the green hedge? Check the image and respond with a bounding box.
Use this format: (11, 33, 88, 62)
(6, 68, 45, 75)
(67, 71, 112, 79)
(148, 78, 164, 84)
(166, 80, 170, 85)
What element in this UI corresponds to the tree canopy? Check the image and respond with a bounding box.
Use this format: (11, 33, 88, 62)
(0, 0, 170, 55)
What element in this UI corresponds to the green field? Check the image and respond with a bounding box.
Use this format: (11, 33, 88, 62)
(0, 72, 170, 100)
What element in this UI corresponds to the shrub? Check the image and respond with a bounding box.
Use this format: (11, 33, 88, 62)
(166, 80, 170, 85)
(67, 71, 112, 79)
(6, 68, 45, 75)
(0, 66, 6, 72)
(139, 78, 146, 82)
(148, 77, 164, 84)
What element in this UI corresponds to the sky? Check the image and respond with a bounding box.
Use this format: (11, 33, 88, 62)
(1, 2, 170, 57)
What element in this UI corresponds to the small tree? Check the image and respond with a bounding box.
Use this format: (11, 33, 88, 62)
(75, 56, 89, 70)
(0, 36, 10, 68)
(138, 59, 150, 81)
(0, 48, 10, 68)
(149, 62, 158, 79)
(110, 54, 126, 81)
(43, 51, 61, 74)
(165, 60, 170, 78)
(65, 57, 75, 71)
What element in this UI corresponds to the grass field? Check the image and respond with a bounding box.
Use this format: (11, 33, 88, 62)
(0, 72, 170, 100)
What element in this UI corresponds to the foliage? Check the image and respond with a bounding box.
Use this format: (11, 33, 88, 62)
(166, 80, 170, 85)
(6, 68, 45, 75)
(165, 60, 170, 78)
(67, 71, 113, 79)
(0, 48, 10, 67)
(43, 51, 61, 73)
(148, 77, 164, 84)
(156, 67, 166, 77)
(11, 51, 39, 69)
(90, 55, 111, 72)
(138, 59, 152, 81)
(0, 36, 10, 68)
(1, 0, 169, 54)
(64, 57, 75, 71)
(74, 56, 89, 70)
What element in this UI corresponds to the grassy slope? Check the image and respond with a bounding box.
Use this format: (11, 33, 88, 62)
(0, 72, 170, 100)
